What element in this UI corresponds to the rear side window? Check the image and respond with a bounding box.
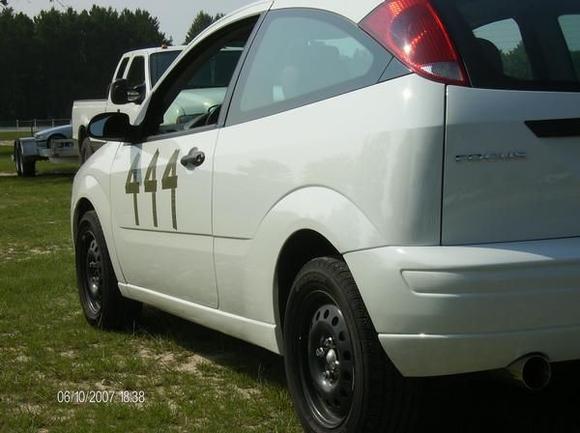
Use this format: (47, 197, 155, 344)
(115, 57, 129, 79)
(432, 0, 580, 91)
(472, 19, 532, 81)
(227, 9, 391, 125)
(559, 15, 580, 80)
(126, 56, 145, 88)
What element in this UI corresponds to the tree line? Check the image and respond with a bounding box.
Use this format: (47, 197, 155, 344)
(0, 7, 222, 122)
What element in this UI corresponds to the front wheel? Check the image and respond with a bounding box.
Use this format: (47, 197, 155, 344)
(284, 257, 416, 433)
(75, 210, 141, 329)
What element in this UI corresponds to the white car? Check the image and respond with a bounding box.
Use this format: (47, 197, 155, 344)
(71, 0, 580, 431)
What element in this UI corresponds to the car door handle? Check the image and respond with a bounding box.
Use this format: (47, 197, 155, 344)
(180, 147, 205, 168)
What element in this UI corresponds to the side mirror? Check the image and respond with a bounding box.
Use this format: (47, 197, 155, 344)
(128, 83, 146, 104)
(88, 112, 139, 143)
(110, 79, 129, 105)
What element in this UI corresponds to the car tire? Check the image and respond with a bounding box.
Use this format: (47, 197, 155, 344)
(14, 140, 23, 176)
(16, 141, 36, 177)
(80, 137, 93, 164)
(75, 210, 141, 329)
(284, 257, 417, 433)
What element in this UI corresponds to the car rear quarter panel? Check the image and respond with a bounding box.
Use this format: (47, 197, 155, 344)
(213, 75, 446, 327)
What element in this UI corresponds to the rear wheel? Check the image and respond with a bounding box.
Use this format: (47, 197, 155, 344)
(75, 210, 141, 329)
(284, 257, 416, 433)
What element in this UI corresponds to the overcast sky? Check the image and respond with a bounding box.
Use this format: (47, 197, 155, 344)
(8, 0, 256, 44)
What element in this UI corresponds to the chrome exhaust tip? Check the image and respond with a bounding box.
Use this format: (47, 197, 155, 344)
(504, 354, 551, 391)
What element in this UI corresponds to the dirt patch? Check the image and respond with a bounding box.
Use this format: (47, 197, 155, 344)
(138, 348, 212, 374)
(0, 172, 16, 177)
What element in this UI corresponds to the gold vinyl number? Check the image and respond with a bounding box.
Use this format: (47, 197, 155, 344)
(125, 149, 180, 229)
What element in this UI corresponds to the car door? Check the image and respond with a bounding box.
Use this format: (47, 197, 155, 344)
(109, 15, 262, 307)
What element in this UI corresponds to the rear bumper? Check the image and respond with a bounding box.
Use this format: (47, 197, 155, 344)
(345, 237, 580, 377)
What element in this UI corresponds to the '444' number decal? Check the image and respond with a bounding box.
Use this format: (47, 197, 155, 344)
(125, 150, 180, 230)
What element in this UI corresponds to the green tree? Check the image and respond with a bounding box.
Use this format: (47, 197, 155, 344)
(502, 41, 532, 80)
(184, 11, 224, 44)
(0, 6, 169, 121)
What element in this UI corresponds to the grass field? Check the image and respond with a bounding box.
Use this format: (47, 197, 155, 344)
(0, 131, 34, 141)
(1, 145, 580, 433)
(0, 146, 300, 433)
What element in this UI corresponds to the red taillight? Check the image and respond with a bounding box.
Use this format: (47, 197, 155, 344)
(360, 0, 469, 86)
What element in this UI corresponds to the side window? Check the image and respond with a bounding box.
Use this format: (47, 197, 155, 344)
(559, 15, 580, 80)
(227, 10, 390, 125)
(473, 19, 532, 80)
(145, 17, 258, 137)
(126, 56, 146, 88)
(115, 57, 130, 80)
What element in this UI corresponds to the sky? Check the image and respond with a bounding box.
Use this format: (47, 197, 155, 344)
(7, 0, 257, 45)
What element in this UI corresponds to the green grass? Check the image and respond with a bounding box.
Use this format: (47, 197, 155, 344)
(0, 145, 300, 433)
(0, 131, 33, 141)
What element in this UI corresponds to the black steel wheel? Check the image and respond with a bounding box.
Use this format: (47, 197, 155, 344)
(75, 210, 141, 329)
(301, 296, 354, 427)
(79, 230, 104, 317)
(284, 257, 417, 433)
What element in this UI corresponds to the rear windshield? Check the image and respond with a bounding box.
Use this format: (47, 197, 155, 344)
(432, 0, 580, 91)
(150, 50, 181, 87)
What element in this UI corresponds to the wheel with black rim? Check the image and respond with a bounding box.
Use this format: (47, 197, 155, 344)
(76, 210, 141, 329)
(284, 257, 416, 433)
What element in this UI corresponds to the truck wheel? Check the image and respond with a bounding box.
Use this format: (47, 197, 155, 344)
(16, 141, 36, 177)
(75, 210, 141, 329)
(80, 137, 93, 164)
(283, 257, 416, 433)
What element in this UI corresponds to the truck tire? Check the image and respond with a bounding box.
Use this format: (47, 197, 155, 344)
(15, 141, 36, 177)
(80, 137, 93, 164)
(283, 257, 417, 433)
(75, 210, 141, 329)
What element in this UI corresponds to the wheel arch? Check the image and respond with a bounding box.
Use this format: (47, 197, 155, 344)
(249, 186, 387, 353)
(274, 229, 341, 335)
(71, 173, 126, 285)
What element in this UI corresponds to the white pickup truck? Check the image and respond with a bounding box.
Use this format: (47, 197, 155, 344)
(72, 45, 184, 162)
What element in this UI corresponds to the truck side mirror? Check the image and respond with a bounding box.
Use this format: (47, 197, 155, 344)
(128, 83, 146, 104)
(88, 112, 140, 143)
(110, 79, 129, 105)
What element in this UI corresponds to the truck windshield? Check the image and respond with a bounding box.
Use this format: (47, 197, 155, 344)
(432, 0, 580, 91)
(150, 50, 181, 87)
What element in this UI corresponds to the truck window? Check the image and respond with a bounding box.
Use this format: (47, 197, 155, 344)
(127, 56, 146, 88)
(150, 51, 181, 87)
(115, 57, 130, 80)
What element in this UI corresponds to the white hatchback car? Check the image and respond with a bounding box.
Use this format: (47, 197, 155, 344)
(72, 0, 580, 431)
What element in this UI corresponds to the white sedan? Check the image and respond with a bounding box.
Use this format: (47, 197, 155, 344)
(71, 0, 580, 432)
